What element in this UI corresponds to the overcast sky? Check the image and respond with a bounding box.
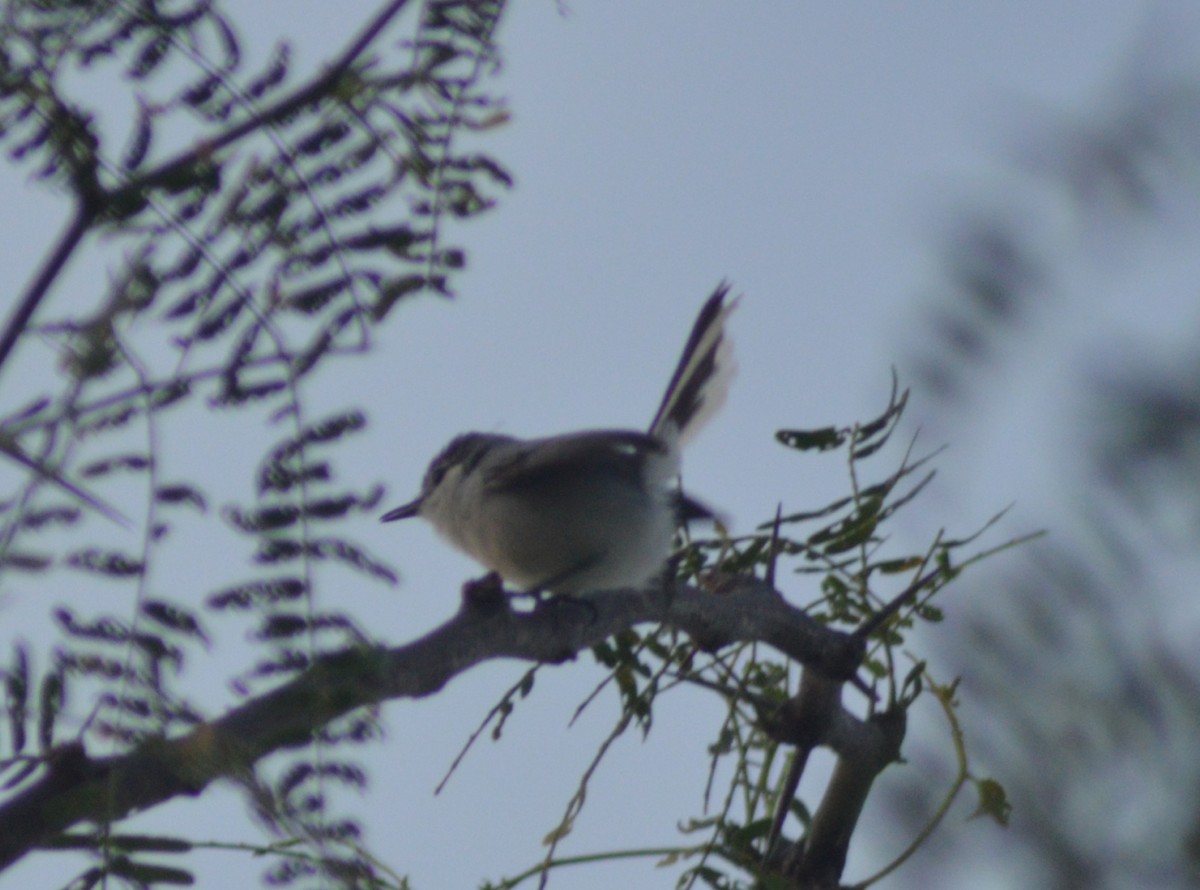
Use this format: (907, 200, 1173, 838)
(5, 3, 1200, 888)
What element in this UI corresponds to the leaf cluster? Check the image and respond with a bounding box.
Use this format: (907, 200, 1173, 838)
(0, 2, 510, 888)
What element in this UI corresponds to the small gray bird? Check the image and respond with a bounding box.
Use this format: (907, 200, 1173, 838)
(382, 283, 738, 594)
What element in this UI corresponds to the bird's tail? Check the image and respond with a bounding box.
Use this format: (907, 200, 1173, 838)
(648, 281, 739, 450)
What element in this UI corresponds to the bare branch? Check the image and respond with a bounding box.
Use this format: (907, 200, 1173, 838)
(0, 203, 93, 380)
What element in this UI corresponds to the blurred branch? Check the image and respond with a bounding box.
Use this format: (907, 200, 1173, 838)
(0, 202, 93, 381)
(0, 0, 425, 387)
(105, 0, 417, 208)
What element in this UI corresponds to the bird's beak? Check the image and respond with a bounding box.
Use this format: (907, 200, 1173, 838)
(381, 496, 423, 522)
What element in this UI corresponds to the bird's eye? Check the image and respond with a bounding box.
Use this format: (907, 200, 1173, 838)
(428, 462, 448, 489)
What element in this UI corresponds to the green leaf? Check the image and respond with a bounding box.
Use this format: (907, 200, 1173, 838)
(108, 855, 195, 885)
(775, 427, 845, 451)
(877, 556, 924, 574)
(38, 667, 64, 751)
(916, 603, 944, 622)
(969, 777, 1012, 827)
(5, 645, 29, 753)
(44, 833, 193, 853)
(727, 816, 773, 850)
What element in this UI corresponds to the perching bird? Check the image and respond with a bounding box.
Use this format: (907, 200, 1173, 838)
(382, 283, 737, 594)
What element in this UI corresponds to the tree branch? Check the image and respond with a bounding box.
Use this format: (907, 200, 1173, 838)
(784, 706, 906, 886)
(0, 203, 93, 381)
(103, 0, 417, 210)
(0, 575, 863, 872)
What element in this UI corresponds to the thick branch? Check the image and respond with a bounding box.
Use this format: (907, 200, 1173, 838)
(786, 706, 907, 886)
(0, 575, 861, 872)
(758, 671, 908, 887)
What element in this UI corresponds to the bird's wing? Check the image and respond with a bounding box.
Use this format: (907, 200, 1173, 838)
(483, 430, 666, 492)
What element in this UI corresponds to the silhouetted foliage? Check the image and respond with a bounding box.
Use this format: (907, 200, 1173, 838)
(893, 20, 1200, 890)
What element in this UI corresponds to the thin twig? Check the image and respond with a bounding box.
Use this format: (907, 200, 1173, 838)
(0, 203, 93, 381)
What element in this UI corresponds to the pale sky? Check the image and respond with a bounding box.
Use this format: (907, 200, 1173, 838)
(4, 3, 1199, 888)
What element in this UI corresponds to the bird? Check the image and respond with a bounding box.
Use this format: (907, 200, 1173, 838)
(381, 283, 737, 594)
